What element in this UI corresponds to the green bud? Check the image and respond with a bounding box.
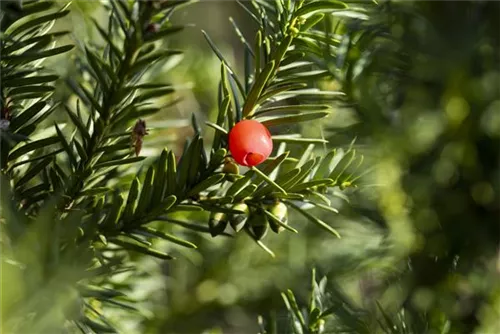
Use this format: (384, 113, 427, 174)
(208, 212, 228, 237)
(340, 181, 356, 190)
(267, 201, 288, 233)
(222, 160, 239, 175)
(222, 157, 240, 182)
(229, 203, 249, 232)
(248, 211, 268, 240)
(289, 26, 300, 36)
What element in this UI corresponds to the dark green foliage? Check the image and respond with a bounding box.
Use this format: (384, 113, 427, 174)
(200, 0, 371, 253)
(1, 0, 364, 332)
(1, 1, 72, 169)
(266, 1, 500, 334)
(260, 268, 458, 334)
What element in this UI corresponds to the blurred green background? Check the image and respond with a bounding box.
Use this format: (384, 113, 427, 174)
(2, 1, 499, 333)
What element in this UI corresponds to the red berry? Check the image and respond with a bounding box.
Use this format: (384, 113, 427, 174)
(228, 120, 273, 166)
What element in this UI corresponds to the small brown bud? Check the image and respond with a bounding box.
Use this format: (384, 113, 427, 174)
(145, 23, 160, 33)
(132, 119, 149, 156)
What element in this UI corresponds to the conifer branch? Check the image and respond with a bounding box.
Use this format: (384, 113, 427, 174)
(0, 1, 368, 332)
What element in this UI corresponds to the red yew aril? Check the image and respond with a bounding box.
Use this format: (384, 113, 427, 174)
(228, 120, 273, 167)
